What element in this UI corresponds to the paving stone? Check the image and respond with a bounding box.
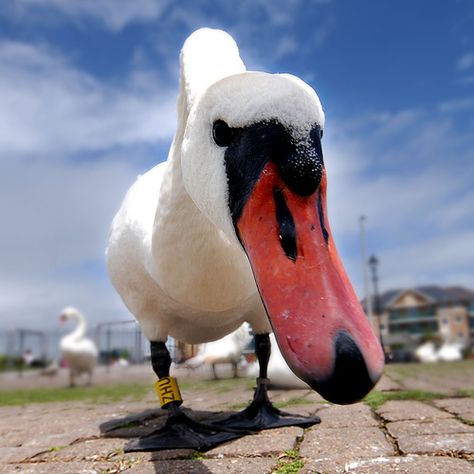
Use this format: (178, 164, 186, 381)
(302, 454, 474, 473)
(280, 402, 325, 417)
(377, 401, 453, 422)
(316, 402, 378, 428)
(0, 446, 53, 464)
(28, 437, 122, 462)
(375, 374, 402, 392)
(397, 432, 474, 455)
(299, 391, 327, 403)
(0, 462, 115, 473)
(0, 404, 105, 449)
(207, 426, 303, 457)
(125, 458, 277, 473)
(434, 398, 474, 422)
(387, 418, 474, 438)
(300, 426, 393, 470)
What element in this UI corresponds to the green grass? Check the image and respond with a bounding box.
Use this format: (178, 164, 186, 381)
(364, 389, 446, 409)
(0, 383, 152, 407)
(273, 450, 304, 474)
(48, 445, 65, 452)
(457, 389, 474, 398)
(189, 451, 204, 460)
(385, 360, 474, 381)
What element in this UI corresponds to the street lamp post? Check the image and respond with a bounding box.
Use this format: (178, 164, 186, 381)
(359, 216, 373, 325)
(368, 255, 385, 354)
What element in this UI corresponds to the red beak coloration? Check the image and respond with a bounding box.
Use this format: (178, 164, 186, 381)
(237, 162, 384, 404)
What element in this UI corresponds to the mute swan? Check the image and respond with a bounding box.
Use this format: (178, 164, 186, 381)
(59, 307, 98, 387)
(107, 28, 384, 451)
(437, 341, 463, 362)
(414, 341, 439, 363)
(184, 323, 252, 378)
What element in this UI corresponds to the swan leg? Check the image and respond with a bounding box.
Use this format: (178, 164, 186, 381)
(69, 369, 76, 388)
(125, 341, 245, 452)
(212, 333, 321, 431)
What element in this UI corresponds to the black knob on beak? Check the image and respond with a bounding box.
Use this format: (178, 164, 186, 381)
(276, 126, 324, 196)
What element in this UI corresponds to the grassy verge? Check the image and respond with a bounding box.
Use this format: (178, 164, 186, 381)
(0, 383, 152, 407)
(364, 389, 446, 409)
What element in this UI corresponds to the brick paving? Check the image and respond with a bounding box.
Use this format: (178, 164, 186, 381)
(1, 363, 474, 473)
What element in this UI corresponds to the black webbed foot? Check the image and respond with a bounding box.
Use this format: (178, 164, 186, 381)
(125, 404, 247, 452)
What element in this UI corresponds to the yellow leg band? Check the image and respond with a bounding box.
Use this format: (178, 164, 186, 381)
(155, 377, 183, 408)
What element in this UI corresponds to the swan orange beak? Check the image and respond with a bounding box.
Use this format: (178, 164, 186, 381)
(236, 162, 384, 404)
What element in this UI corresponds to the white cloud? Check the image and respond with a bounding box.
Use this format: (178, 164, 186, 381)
(0, 154, 146, 329)
(439, 97, 474, 112)
(457, 52, 474, 72)
(12, 0, 168, 31)
(0, 38, 177, 330)
(0, 40, 176, 159)
(324, 106, 474, 297)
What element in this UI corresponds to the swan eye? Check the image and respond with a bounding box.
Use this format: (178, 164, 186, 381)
(213, 120, 233, 147)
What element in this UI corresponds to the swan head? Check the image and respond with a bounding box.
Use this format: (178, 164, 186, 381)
(179, 28, 384, 404)
(59, 306, 82, 324)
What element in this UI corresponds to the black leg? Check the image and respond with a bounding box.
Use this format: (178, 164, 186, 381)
(212, 333, 321, 431)
(255, 334, 271, 379)
(124, 341, 246, 452)
(151, 341, 172, 378)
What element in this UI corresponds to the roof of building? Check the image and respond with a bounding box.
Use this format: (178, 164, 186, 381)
(362, 285, 474, 311)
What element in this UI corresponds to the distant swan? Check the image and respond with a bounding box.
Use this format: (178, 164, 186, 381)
(59, 307, 98, 387)
(184, 323, 251, 378)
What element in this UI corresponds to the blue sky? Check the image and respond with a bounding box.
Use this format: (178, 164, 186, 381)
(0, 0, 473, 329)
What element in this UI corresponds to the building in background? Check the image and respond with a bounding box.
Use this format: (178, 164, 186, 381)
(364, 286, 474, 351)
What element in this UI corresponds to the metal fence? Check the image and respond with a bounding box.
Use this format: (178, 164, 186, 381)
(0, 321, 181, 373)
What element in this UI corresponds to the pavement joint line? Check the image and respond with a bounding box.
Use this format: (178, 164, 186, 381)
(426, 398, 474, 429)
(18, 435, 102, 464)
(370, 405, 402, 456)
(272, 426, 307, 473)
(381, 398, 474, 463)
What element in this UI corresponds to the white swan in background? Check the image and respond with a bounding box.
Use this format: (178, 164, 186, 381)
(246, 333, 310, 389)
(184, 323, 252, 378)
(106, 28, 384, 451)
(59, 307, 98, 387)
(437, 341, 463, 362)
(266, 334, 310, 389)
(414, 341, 439, 363)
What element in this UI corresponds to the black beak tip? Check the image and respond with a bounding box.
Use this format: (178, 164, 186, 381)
(305, 332, 379, 405)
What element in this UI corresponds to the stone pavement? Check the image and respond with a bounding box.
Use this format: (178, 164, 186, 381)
(1, 367, 474, 473)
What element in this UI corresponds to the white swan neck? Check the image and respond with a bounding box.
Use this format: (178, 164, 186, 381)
(68, 311, 86, 341)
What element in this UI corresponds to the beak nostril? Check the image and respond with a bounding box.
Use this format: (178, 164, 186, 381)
(273, 188, 297, 261)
